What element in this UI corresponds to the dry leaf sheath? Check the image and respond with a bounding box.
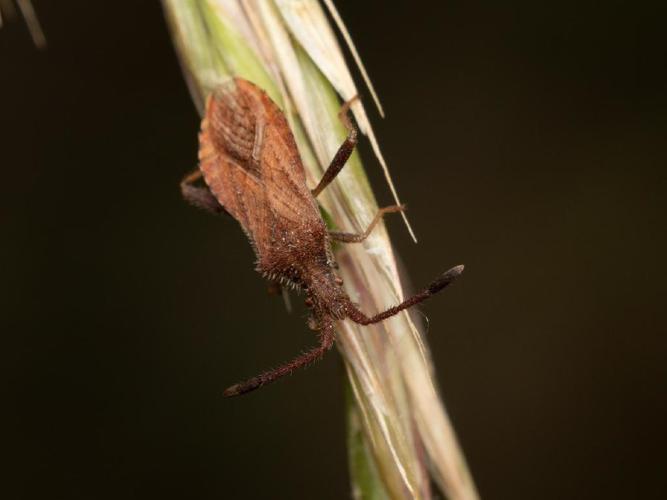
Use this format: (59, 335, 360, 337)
(163, 1, 479, 498)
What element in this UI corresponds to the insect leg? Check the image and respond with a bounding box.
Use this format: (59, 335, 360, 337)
(330, 205, 405, 243)
(223, 321, 335, 397)
(180, 169, 228, 216)
(267, 282, 293, 313)
(346, 265, 464, 325)
(311, 96, 359, 197)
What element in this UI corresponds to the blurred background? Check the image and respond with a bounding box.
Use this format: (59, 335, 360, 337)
(2, 1, 666, 498)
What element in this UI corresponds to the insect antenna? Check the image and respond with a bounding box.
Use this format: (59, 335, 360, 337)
(346, 265, 465, 325)
(223, 321, 335, 397)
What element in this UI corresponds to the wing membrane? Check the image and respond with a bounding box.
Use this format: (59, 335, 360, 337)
(199, 78, 321, 261)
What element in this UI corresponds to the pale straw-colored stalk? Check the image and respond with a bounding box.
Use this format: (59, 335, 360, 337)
(0, 0, 46, 47)
(162, 2, 478, 498)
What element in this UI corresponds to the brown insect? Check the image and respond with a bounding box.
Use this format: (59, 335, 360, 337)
(181, 77, 463, 397)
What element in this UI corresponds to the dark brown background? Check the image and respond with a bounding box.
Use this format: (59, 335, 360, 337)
(2, 1, 666, 498)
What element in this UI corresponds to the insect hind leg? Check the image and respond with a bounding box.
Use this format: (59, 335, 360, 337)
(311, 96, 359, 197)
(180, 169, 229, 216)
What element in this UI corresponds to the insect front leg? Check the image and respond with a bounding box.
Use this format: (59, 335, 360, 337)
(346, 265, 465, 325)
(329, 205, 405, 243)
(223, 320, 335, 397)
(180, 169, 229, 216)
(311, 96, 359, 197)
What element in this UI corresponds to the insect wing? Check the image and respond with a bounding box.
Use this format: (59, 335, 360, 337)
(199, 79, 319, 253)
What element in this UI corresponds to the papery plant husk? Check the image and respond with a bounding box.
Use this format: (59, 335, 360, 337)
(162, 1, 478, 498)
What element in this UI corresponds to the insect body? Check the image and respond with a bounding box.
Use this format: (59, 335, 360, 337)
(181, 78, 463, 397)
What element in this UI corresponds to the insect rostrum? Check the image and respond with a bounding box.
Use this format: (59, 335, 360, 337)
(181, 78, 463, 397)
